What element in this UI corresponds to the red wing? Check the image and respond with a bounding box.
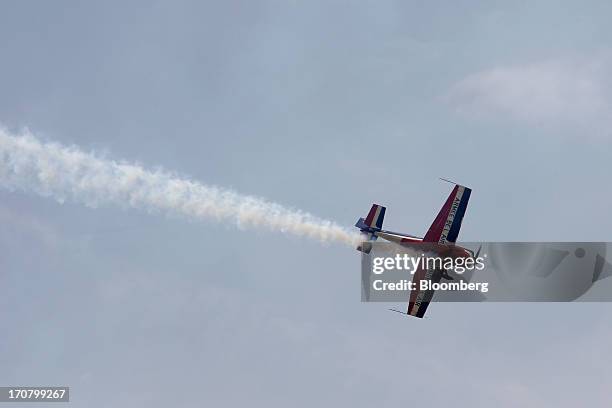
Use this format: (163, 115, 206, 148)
(407, 263, 443, 318)
(423, 185, 471, 244)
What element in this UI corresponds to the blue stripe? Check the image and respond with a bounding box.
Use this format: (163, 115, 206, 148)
(446, 188, 471, 243)
(376, 207, 386, 229)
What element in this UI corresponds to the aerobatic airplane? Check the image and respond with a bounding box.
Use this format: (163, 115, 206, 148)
(355, 180, 477, 318)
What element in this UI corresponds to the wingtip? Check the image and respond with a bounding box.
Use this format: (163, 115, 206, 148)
(439, 177, 471, 190)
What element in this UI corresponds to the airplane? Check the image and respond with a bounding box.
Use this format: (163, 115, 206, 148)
(355, 180, 477, 318)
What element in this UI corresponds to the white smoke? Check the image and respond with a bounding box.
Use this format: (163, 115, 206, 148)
(0, 128, 361, 247)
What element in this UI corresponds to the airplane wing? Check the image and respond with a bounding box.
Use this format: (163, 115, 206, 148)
(405, 183, 472, 318)
(407, 264, 442, 318)
(423, 184, 471, 244)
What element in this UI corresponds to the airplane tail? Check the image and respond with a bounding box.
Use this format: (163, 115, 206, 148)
(355, 204, 386, 253)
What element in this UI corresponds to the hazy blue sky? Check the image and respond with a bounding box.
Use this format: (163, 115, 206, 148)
(1, 1, 612, 407)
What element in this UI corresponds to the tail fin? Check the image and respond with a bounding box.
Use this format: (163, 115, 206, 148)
(355, 204, 386, 253)
(356, 204, 386, 231)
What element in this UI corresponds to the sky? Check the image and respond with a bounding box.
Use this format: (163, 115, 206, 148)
(1, 1, 612, 406)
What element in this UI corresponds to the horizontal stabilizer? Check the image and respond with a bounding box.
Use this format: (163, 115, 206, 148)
(355, 204, 386, 253)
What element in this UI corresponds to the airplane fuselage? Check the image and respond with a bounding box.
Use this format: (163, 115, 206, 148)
(373, 230, 473, 260)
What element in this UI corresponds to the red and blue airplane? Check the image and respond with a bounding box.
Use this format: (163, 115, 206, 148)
(355, 180, 477, 318)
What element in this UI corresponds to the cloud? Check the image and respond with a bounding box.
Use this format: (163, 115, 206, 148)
(445, 55, 612, 135)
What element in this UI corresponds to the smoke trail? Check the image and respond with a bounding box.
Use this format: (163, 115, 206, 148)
(0, 128, 361, 247)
